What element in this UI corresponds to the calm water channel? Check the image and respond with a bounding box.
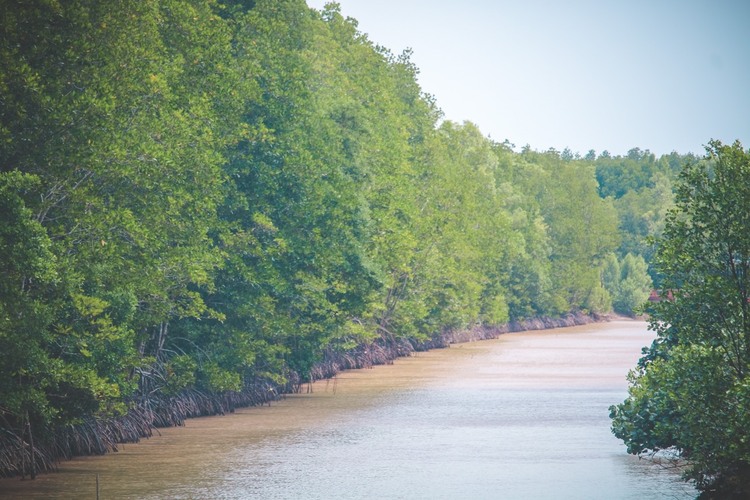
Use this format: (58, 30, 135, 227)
(1, 320, 697, 499)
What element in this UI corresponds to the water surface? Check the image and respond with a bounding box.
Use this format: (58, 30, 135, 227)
(0, 320, 696, 499)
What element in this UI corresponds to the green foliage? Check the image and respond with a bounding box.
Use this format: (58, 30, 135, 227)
(611, 140, 750, 496)
(0, 0, 234, 447)
(0, 171, 59, 426)
(595, 148, 658, 199)
(590, 150, 690, 286)
(516, 150, 620, 313)
(163, 355, 198, 396)
(601, 253, 652, 316)
(615, 254, 652, 314)
(612, 173, 673, 261)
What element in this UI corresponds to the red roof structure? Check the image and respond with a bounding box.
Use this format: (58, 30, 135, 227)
(648, 289, 674, 302)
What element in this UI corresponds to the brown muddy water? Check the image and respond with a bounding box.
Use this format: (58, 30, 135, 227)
(0, 320, 697, 499)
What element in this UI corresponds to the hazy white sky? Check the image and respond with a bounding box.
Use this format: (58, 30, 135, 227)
(306, 0, 750, 157)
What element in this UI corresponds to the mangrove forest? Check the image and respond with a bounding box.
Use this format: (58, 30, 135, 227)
(2, 1, 747, 495)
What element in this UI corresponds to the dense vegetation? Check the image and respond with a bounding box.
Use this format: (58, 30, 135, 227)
(611, 140, 750, 497)
(1, 0, 691, 478)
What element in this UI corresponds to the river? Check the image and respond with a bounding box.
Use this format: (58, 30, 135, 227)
(0, 320, 696, 499)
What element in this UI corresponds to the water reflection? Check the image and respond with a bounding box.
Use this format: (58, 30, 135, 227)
(0, 321, 696, 499)
(195, 388, 694, 499)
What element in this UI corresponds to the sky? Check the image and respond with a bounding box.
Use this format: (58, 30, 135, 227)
(306, 0, 750, 157)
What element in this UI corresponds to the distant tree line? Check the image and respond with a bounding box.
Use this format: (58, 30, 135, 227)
(0, 0, 689, 478)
